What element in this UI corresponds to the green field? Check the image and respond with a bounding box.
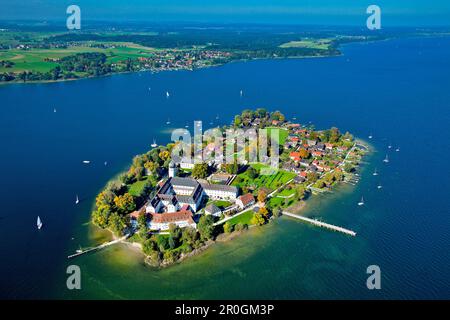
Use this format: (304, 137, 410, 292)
(226, 210, 254, 227)
(0, 43, 157, 73)
(279, 39, 333, 50)
(264, 127, 289, 145)
(128, 177, 150, 197)
(232, 163, 296, 191)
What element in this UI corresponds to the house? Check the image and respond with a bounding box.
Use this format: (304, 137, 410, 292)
(312, 151, 324, 157)
(148, 209, 196, 231)
(236, 193, 255, 209)
(299, 159, 310, 167)
(294, 175, 306, 183)
(200, 182, 238, 200)
(208, 173, 232, 185)
(289, 152, 301, 162)
(299, 171, 308, 178)
(316, 143, 325, 151)
(204, 203, 222, 217)
(325, 143, 333, 150)
(307, 139, 317, 147)
(179, 160, 195, 170)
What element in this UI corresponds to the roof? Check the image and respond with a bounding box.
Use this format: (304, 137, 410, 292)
(238, 193, 255, 206)
(201, 182, 238, 193)
(150, 210, 194, 225)
(171, 177, 199, 188)
(205, 204, 222, 214)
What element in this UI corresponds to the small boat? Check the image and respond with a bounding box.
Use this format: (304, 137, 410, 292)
(377, 185, 383, 189)
(383, 154, 389, 163)
(185, 124, 189, 128)
(151, 139, 158, 148)
(292, 116, 297, 120)
(37, 216, 43, 230)
(388, 144, 392, 149)
(373, 168, 378, 176)
(358, 196, 365, 206)
(166, 91, 170, 98)
(75, 195, 80, 205)
(148, 87, 151, 91)
(395, 148, 400, 152)
(215, 115, 219, 120)
(240, 90, 243, 97)
(53, 108, 57, 113)
(209, 121, 214, 125)
(166, 118, 171, 125)
(76, 245, 83, 254)
(82, 160, 90, 164)
(104, 161, 108, 166)
(368, 134, 373, 139)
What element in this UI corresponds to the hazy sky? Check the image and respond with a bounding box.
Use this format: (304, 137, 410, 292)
(1, 0, 449, 26)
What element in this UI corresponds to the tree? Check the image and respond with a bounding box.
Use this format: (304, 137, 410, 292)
(259, 207, 270, 219)
(257, 189, 267, 203)
(168, 223, 182, 246)
(273, 207, 282, 218)
(223, 222, 234, 233)
(251, 213, 266, 226)
(298, 148, 309, 159)
(92, 204, 111, 228)
(144, 161, 157, 173)
(114, 193, 136, 214)
(197, 215, 215, 240)
(192, 163, 209, 179)
(137, 212, 147, 230)
(234, 115, 242, 127)
(108, 212, 126, 235)
(181, 227, 198, 245)
(295, 185, 306, 201)
(159, 150, 170, 161)
(246, 166, 258, 179)
(156, 235, 169, 252)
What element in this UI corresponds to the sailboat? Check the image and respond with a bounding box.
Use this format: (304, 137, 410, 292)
(37, 216, 43, 230)
(82, 160, 90, 164)
(373, 168, 379, 176)
(383, 154, 389, 163)
(240, 90, 243, 97)
(388, 144, 392, 149)
(75, 195, 80, 205)
(151, 139, 158, 148)
(358, 196, 365, 206)
(166, 91, 170, 98)
(104, 161, 108, 166)
(166, 118, 171, 125)
(368, 133, 373, 139)
(185, 123, 189, 128)
(395, 147, 400, 152)
(377, 185, 383, 189)
(53, 108, 57, 113)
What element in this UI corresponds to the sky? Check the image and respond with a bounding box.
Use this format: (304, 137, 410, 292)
(1, 0, 449, 26)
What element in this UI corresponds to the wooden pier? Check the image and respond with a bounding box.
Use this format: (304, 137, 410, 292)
(68, 234, 129, 259)
(282, 212, 356, 236)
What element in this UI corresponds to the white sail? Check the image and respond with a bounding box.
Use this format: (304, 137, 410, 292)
(166, 91, 170, 98)
(358, 196, 364, 206)
(37, 216, 43, 229)
(75, 195, 80, 204)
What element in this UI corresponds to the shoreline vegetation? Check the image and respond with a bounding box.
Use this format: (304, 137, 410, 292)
(0, 23, 424, 84)
(90, 109, 368, 268)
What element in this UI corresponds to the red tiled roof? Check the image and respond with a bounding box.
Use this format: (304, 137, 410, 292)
(150, 210, 194, 224)
(238, 193, 255, 206)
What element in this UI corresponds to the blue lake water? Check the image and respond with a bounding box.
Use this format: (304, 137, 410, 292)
(0, 36, 449, 299)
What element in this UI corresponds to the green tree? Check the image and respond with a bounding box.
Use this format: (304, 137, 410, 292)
(114, 193, 136, 214)
(246, 166, 258, 179)
(234, 115, 242, 127)
(108, 212, 126, 235)
(197, 215, 215, 240)
(251, 213, 266, 226)
(223, 221, 234, 233)
(192, 163, 209, 179)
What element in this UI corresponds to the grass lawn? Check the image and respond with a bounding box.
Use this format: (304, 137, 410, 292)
(212, 200, 233, 209)
(232, 163, 296, 191)
(128, 177, 150, 197)
(277, 188, 296, 197)
(264, 127, 289, 146)
(226, 210, 254, 227)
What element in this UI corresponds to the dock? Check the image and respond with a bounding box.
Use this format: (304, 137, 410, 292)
(68, 234, 129, 259)
(282, 212, 356, 236)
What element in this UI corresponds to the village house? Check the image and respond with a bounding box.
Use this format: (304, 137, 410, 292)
(148, 209, 196, 231)
(204, 203, 222, 217)
(236, 193, 255, 209)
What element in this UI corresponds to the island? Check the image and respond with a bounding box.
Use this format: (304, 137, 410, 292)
(91, 109, 368, 267)
(0, 22, 399, 84)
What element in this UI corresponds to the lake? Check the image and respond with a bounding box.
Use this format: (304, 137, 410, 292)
(0, 36, 449, 299)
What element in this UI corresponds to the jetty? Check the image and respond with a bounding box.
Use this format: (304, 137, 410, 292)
(282, 211, 356, 236)
(68, 234, 129, 259)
